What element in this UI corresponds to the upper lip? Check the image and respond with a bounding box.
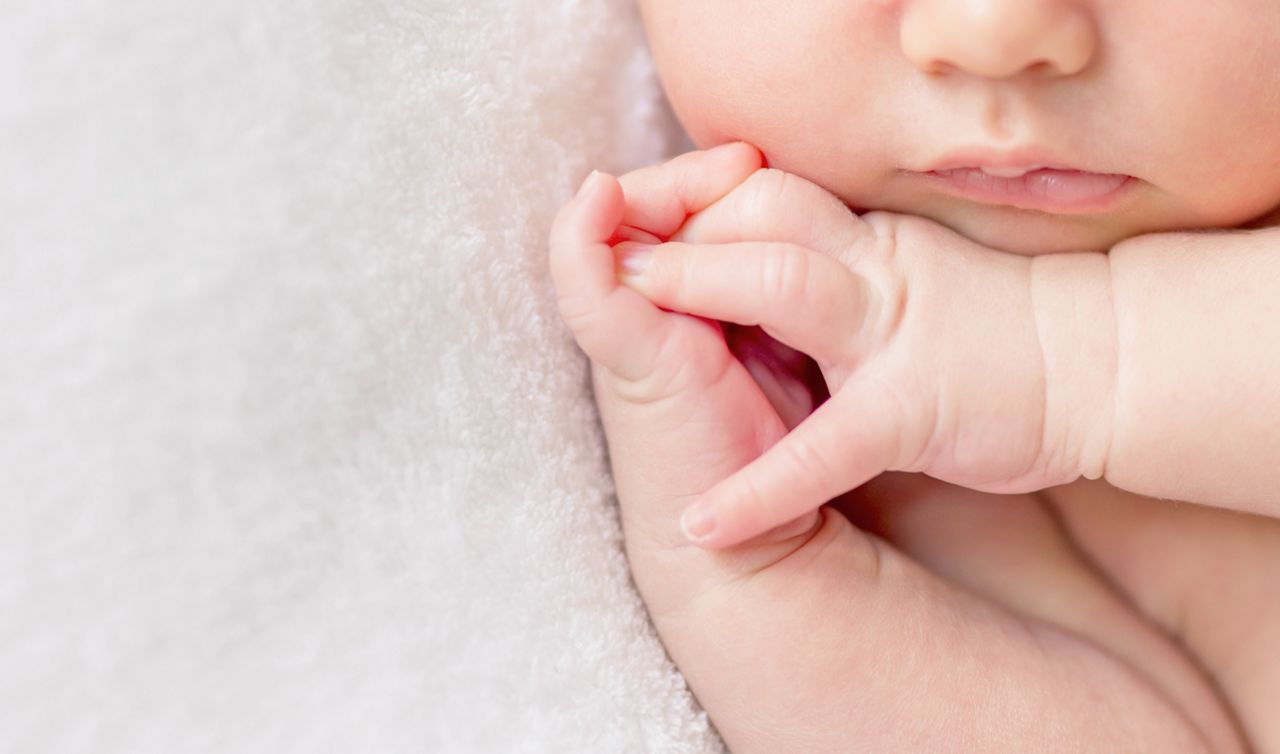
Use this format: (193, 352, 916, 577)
(920, 147, 1119, 177)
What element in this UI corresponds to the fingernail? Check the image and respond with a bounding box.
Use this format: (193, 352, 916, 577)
(576, 170, 600, 199)
(617, 244, 652, 277)
(680, 502, 716, 541)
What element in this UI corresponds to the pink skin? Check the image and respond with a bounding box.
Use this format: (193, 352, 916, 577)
(627, 0, 1280, 545)
(548, 144, 1278, 753)
(638, 0, 1280, 255)
(614, 169, 1104, 547)
(614, 168, 1280, 548)
(550, 0, 1280, 749)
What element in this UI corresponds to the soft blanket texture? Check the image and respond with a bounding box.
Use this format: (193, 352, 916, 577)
(0, 1, 719, 751)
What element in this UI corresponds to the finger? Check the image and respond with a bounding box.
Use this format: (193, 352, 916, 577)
(549, 171, 685, 382)
(616, 142, 764, 239)
(678, 377, 902, 548)
(669, 167, 874, 264)
(616, 239, 880, 370)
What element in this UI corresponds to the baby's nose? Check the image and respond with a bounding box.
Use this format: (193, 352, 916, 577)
(898, 0, 1098, 79)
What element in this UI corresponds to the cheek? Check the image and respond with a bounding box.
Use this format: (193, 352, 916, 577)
(656, 4, 900, 204)
(1118, 12, 1280, 223)
(659, 23, 817, 145)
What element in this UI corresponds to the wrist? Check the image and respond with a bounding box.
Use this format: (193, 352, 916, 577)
(1028, 251, 1118, 483)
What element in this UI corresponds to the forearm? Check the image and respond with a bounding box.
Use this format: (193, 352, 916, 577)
(1067, 228, 1280, 514)
(671, 517, 1220, 754)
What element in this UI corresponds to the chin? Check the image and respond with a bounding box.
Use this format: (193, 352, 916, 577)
(838, 189, 1139, 255)
(917, 207, 1132, 256)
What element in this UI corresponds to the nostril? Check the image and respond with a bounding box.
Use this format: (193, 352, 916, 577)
(899, 2, 1099, 81)
(920, 56, 1060, 81)
(926, 60, 954, 77)
(1027, 60, 1055, 77)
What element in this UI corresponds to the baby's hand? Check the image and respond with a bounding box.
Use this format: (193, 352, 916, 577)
(549, 143, 828, 571)
(618, 168, 1116, 547)
(551, 148, 1240, 753)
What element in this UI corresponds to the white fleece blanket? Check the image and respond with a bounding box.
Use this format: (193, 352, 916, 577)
(0, 1, 721, 751)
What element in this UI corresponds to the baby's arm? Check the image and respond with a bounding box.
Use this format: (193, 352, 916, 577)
(1085, 227, 1280, 514)
(617, 167, 1280, 545)
(551, 147, 1238, 754)
(547, 149, 1239, 747)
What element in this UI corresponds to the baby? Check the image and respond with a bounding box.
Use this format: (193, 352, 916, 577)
(551, 1, 1280, 751)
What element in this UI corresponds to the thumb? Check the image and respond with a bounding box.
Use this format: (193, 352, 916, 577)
(617, 141, 763, 239)
(679, 375, 903, 548)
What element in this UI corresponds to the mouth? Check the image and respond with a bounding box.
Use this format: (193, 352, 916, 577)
(911, 149, 1136, 214)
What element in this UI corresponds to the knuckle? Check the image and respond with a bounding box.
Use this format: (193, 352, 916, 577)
(779, 434, 835, 489)
(767, 169, 804, 207)
(860, 210, 908, 264)
(555, 292, 596, 336)
(669, 160, 697, 199)
(759, 243, 811, 306)
(643, 243, 680, 298)
(744, 168, 788, 209)
(732, 169, 786, 232)
(841, 211, 909, 340)
(746, 167, 830, 214)
(751, 166, 789, 190)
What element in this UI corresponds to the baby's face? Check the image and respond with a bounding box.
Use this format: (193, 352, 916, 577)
(638, 1, 1280, 254)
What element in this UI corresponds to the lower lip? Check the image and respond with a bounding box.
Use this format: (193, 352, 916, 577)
(924, 167, 1134, 213)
